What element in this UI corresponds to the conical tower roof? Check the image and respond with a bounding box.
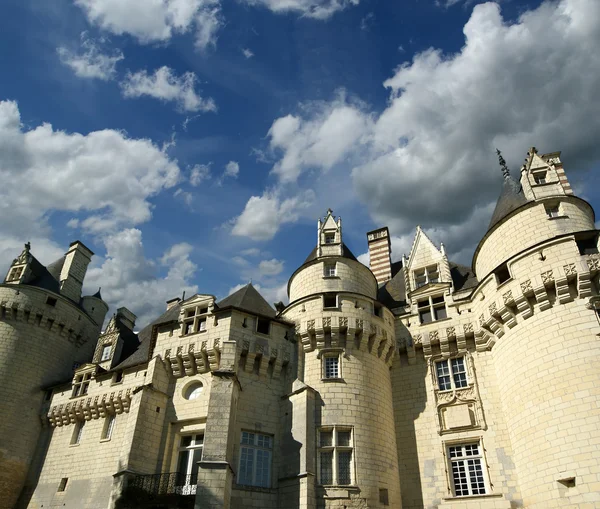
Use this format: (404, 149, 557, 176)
(488, 175, 529, 229)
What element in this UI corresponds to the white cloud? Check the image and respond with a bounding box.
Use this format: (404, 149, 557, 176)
(121, 66, 216, 113)
(74, 0, 222, 49)
(254, 0, 600, 259)
(231, 190, 316, 241)
(223, 160, 239, 178)
(84, 229, 199, 327)
(242, 48, 254, 59)
(0, 99, 180, 239)
(241, 0, 360, 19)
(173, 188, 193, 206)
(241, 247, 261, 256)
(190, 163, 211, 185)
(258, 258, 284, 276)
(57, 32, 123, 81)
(266, 96, 372, 183)
(360, 12, 374, 31)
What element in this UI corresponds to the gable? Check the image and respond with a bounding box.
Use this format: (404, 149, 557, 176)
(407, 227, 443, 271)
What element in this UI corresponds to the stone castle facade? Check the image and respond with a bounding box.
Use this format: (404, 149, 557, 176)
(1, 147, 599, 509)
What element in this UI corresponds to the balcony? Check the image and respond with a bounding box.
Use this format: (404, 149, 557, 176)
(117, 472, 196, 509)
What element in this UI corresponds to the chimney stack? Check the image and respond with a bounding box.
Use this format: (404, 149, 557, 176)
(59, 241, 93, 303)
(367, 227, 392, 285)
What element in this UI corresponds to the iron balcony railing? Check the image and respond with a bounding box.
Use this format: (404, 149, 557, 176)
(129, 472, 198, 496)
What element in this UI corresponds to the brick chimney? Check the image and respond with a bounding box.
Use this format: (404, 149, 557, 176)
(367, 227, 392, 285)
(59, 241, 93, 303)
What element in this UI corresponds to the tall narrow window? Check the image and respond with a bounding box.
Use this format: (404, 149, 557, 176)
(176, 434, 204, 495)
(71, 420, 85, 445)
(101, 345, 112, 361)
(318, 426, 354, 486)
(435, 357, 468, 391)
(238, 431, 273, 487)
(101, 415, 116, 440)
(448, 443, 487, 496)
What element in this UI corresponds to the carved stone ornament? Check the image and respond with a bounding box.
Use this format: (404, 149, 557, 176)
(541, 270, 554, 284)
(564, 263, 577, 276)
(520, 280, 533, 294)
(463, 323, 473, 334)
(587, 257, 600, 271)
(503, 290, 513, 304)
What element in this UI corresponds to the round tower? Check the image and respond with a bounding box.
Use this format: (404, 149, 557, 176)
(472, 149, 600, 508)
(0, 242, 107, 509)
(282, 210, 402, 508)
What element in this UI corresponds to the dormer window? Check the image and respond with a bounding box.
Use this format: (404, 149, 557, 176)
(324, 232, 335, 244)
(182, 305, 210, 336)
(7, 266, 23, 282)
(545, 203, 560, 218)
(101, 345, 112, 361)
(533, 171, 547, 185)
(72, 372, 92, 398)
(414, 265, 439, 288)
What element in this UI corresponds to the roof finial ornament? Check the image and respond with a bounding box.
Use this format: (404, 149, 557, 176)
(327, 208, 333, 215)
(496, 149, 510, 179)
(24, 242, 31, 252)
(182, 290, 186, 301)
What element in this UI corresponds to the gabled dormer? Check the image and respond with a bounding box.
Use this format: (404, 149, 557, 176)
(402, 226, 452, 299)
(317, 208, 343, 257)
(179, 294, 216, 337)
(520, 147, 573, 201)
(93, 307, 137, 370)
(4, 243, 33, 284)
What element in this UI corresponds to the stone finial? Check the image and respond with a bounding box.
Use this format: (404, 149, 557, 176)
(496, 149, 510, 179)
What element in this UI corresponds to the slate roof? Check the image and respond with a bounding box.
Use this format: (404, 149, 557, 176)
(302, 243, 359, 264)
(488, 176, 529, 230)
(46, 256, 65, 281)
(26, 256, 61, 294)
(112, 303, 181, 371)
(216, 283, 276, 318)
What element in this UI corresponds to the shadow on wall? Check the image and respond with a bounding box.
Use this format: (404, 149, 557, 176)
(393, 322, 428, 509)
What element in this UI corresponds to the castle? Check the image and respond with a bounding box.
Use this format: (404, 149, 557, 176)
(1, 147, 599, 509)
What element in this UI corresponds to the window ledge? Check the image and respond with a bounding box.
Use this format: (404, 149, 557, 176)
(547, 215, 569, 220)
(254, 332, 271, 338)
(532, 181, 558, 187)
(321, 377, 345, 383)
(496, 277, 513, 290)
(420, 317, 452, 326)
(233, 484, 276, 494)
(322, 276, 340, 280)
(443, 493, 504, 501)
(69, 443, 80, 448)
(99, 438, 112, 443)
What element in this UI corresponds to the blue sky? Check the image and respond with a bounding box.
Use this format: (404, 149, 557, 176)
(1, 0, 599, 326)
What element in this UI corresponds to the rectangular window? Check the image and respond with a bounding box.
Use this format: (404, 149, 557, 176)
(101, 415, 116, 440)
(181, 304, 211, 336)
(238, 431, 273, 488)
(46, 296, 57, 307)
(418, 295, 447, 323)
(495, 263, 511, 285)
(533, 171, 547, 184)
(101, 345, 112, 361)
(324, 232, 335, 244)
(318, 426, 354, 486)
(448, 443, 487, 497)
(197, 318, 207, 332)
(324, 262, 337, 277)
(545, 204, 560, 218)
(7, 266, 23, 282)
(57, 478, 68, 492)
(436, 357, 468, 391)
(72, 372, 92, 398)
(323, 293, 338, 309)
(414, 265, 439, 288)
(176, 434, 203, 495)
(576, 235, 599, 255)
(71, 420, 85, 445)
(256, 317, 270, 335)
(323, 355, 340, 379)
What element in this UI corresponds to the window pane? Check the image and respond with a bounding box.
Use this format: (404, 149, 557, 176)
(451, 358, 468, 388)
(419, 310, 432, 323)
(464, 443, 478, 456)
(181, 435, 193, 447)
(338, 451, 352, 485)
(337, 431, 351, 447)
(434, 306, 447, 320)
(320, 451, 333, 484)
(178, 450, 189, 477)
(241, 432, 254, 445)
(256, 449, 271, 487)
(452, 461, 469, 496)
(320, 430, 333, 447)
(324, 357, 339, 378)
(468, 458, 486, 494)
(190, 447, 203, 483)
(238, 446, 254, 485)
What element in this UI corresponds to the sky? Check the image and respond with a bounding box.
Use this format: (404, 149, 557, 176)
(1, 0, 599, 327)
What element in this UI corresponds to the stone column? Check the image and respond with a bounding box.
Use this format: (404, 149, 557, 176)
(195, 369, 240, 509)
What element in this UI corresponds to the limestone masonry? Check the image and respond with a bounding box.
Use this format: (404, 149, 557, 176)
(1, 147, 599, 509)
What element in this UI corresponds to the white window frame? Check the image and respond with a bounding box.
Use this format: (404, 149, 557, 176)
(446, 442, 487, 497)
(323, 293, 338, 310)
(417, 295, 447, 324)
(176, 434, 204, 495)
(238, 431, 273, 488)
(414, 264, 440, 289)
(101, 344, 112, 361)
(101, 414, 116, 441)
(7, 266, 23, 282)
(182, 306, 210, 336)
(322, 353, 341, 380)
(323, 262, 337, 277)
(71, 420, 85, 445)
(435, 357, 468, 391)
(317, 426, 354, 486)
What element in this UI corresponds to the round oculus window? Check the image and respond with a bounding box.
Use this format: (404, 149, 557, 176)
(185, 382, 204, 400)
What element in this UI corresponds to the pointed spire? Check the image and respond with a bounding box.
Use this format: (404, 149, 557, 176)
(496, 149, 510, 179)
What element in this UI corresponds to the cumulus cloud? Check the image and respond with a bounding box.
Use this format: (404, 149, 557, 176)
(241, 0, 360, 19)
(74, 0, 222, 49)
(190, 163, 211, 185)
(121, 66, 216, 113)
(84, 229, 199, 326)
(57, 32, 123, 80)
(250, 0, 600, 260)
(258, 258, 284, 276)
(0, 99, 180, 240)
(231, 189, 316, 241)
(242, 48, 254, 59)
